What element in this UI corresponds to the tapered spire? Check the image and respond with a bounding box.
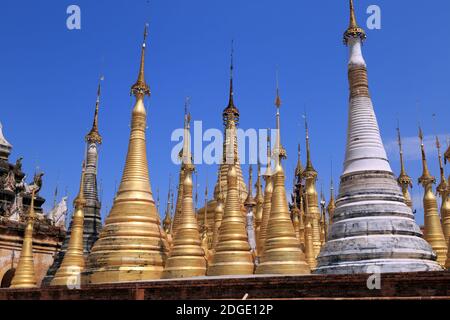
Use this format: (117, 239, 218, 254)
(162, 109, 206, 278)
(436, 136, 448, 196)
(244, 165, 257, 255)
(436, 136, 450, 249)
(295, 144, 304, 180)
(396, 126, 413, 209)
(302, 116, 321, 256)
(344, 0, 366, 44)
(51, 164, 87, 286)
(418, 127, 448, 266)
(163, 177, 173, 236)
(223, 40, 239, 127)
(83, 26, 168, 284)
(255, 85, 310, 275)
(131, 24, 151, 97)
(257, 131, 273, 253)
(10, 190, 37, 288)
(85, 79, 103, 144)
(254, 161, 264, 254)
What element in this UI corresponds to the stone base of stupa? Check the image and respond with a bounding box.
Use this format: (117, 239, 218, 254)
(0, 271, 449, 300)
(315, 171, 442, 274)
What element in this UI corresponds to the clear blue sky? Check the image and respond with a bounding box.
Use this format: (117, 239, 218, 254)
(1, 0, 449, 224)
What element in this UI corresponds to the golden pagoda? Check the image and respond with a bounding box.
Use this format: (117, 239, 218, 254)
(397, 126, 413, 209)
(257, 132, 273, 253)
(50, 164, 86, 287)
(83, 25, 169, 284)
(302, 117, 321, 257)
(326, 177, 336, 226)
(254, 161, 264, 253)
(255, 83, 310, 275)
(207, 129, 254, 275)
(198, 44, 248, 239)
(436, 136, 450, 245)
(171, 162, 185, 236)
(418, 127, 448, 266)
(162, 108, 207, 278)
(9, 190, 38, 288)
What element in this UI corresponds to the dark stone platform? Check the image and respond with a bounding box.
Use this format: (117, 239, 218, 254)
(0, 271, 449, 300)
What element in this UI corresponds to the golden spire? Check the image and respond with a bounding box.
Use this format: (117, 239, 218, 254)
(257, 130, 273, 253)
(255, 87, 310, 275)
(436, 136, 450, 249)
(418, 127, 448, 266)
(396, 125, 413, 209)
(274, 73, 286, 165)
(319, 188, 327, 245)
(51, 163, 87, 286)
(303, 115, 316, 176)
(131, 24, 151, 97)
(418, 126, 435, 186)
(291, 192, 301, 240)
(83, 26, 168, 284)
(326, 176, 336, 225)
(436, 136, 448, 196)
(222, 40, 239, 127)
(302, 115, 321, 256)
(207, 135, 254, 275)
(162, 111, 206, 278)
(344, 0, 366, 45)
(85, 78, 103, 144)
(10, 190, 37, 288)
(295, 144, 304, 180)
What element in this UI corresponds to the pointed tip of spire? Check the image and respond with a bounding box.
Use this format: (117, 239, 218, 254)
(86, 78, 103, 144)
(344, 0, 366, 45)
(131, 23, 151, 97)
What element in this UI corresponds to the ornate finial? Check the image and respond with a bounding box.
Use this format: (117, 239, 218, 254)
(303, 114, 316, 176)
(344, 0, 366, 45)
(131, 23, 151, 97)
(436, 135, 448, 195)
(396, 124, 413, 188)
(223, 40, 239, 127)
(85, 77, 104, 144)
(274, 73, 286, 162)
(418, 126, 435, 186)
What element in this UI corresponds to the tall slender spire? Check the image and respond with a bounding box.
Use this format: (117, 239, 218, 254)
(10, 190, 37, 288)
(436, 136, 448, 196)
(303, 115, 316, 174)
(163, 107, 206, 278)
(163, 176, 173, 236)
(396, 125, 413, 209)
(223, 40, 239, 126)
(418, 127, 448, 266)
(256, 89, 310, 275)
(257, 130, 273, 253)
(51, 164, 86, 286)
(85, 79, 103, 144)
(326, 175, 336, 226)
(315, 1, 441, 274)
(131, 24, 151, 97)
(83, 26, 168, 284)
(436, 136, 450, 252)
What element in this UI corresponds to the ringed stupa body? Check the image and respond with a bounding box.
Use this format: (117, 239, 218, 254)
(315, 0, 441, 274)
